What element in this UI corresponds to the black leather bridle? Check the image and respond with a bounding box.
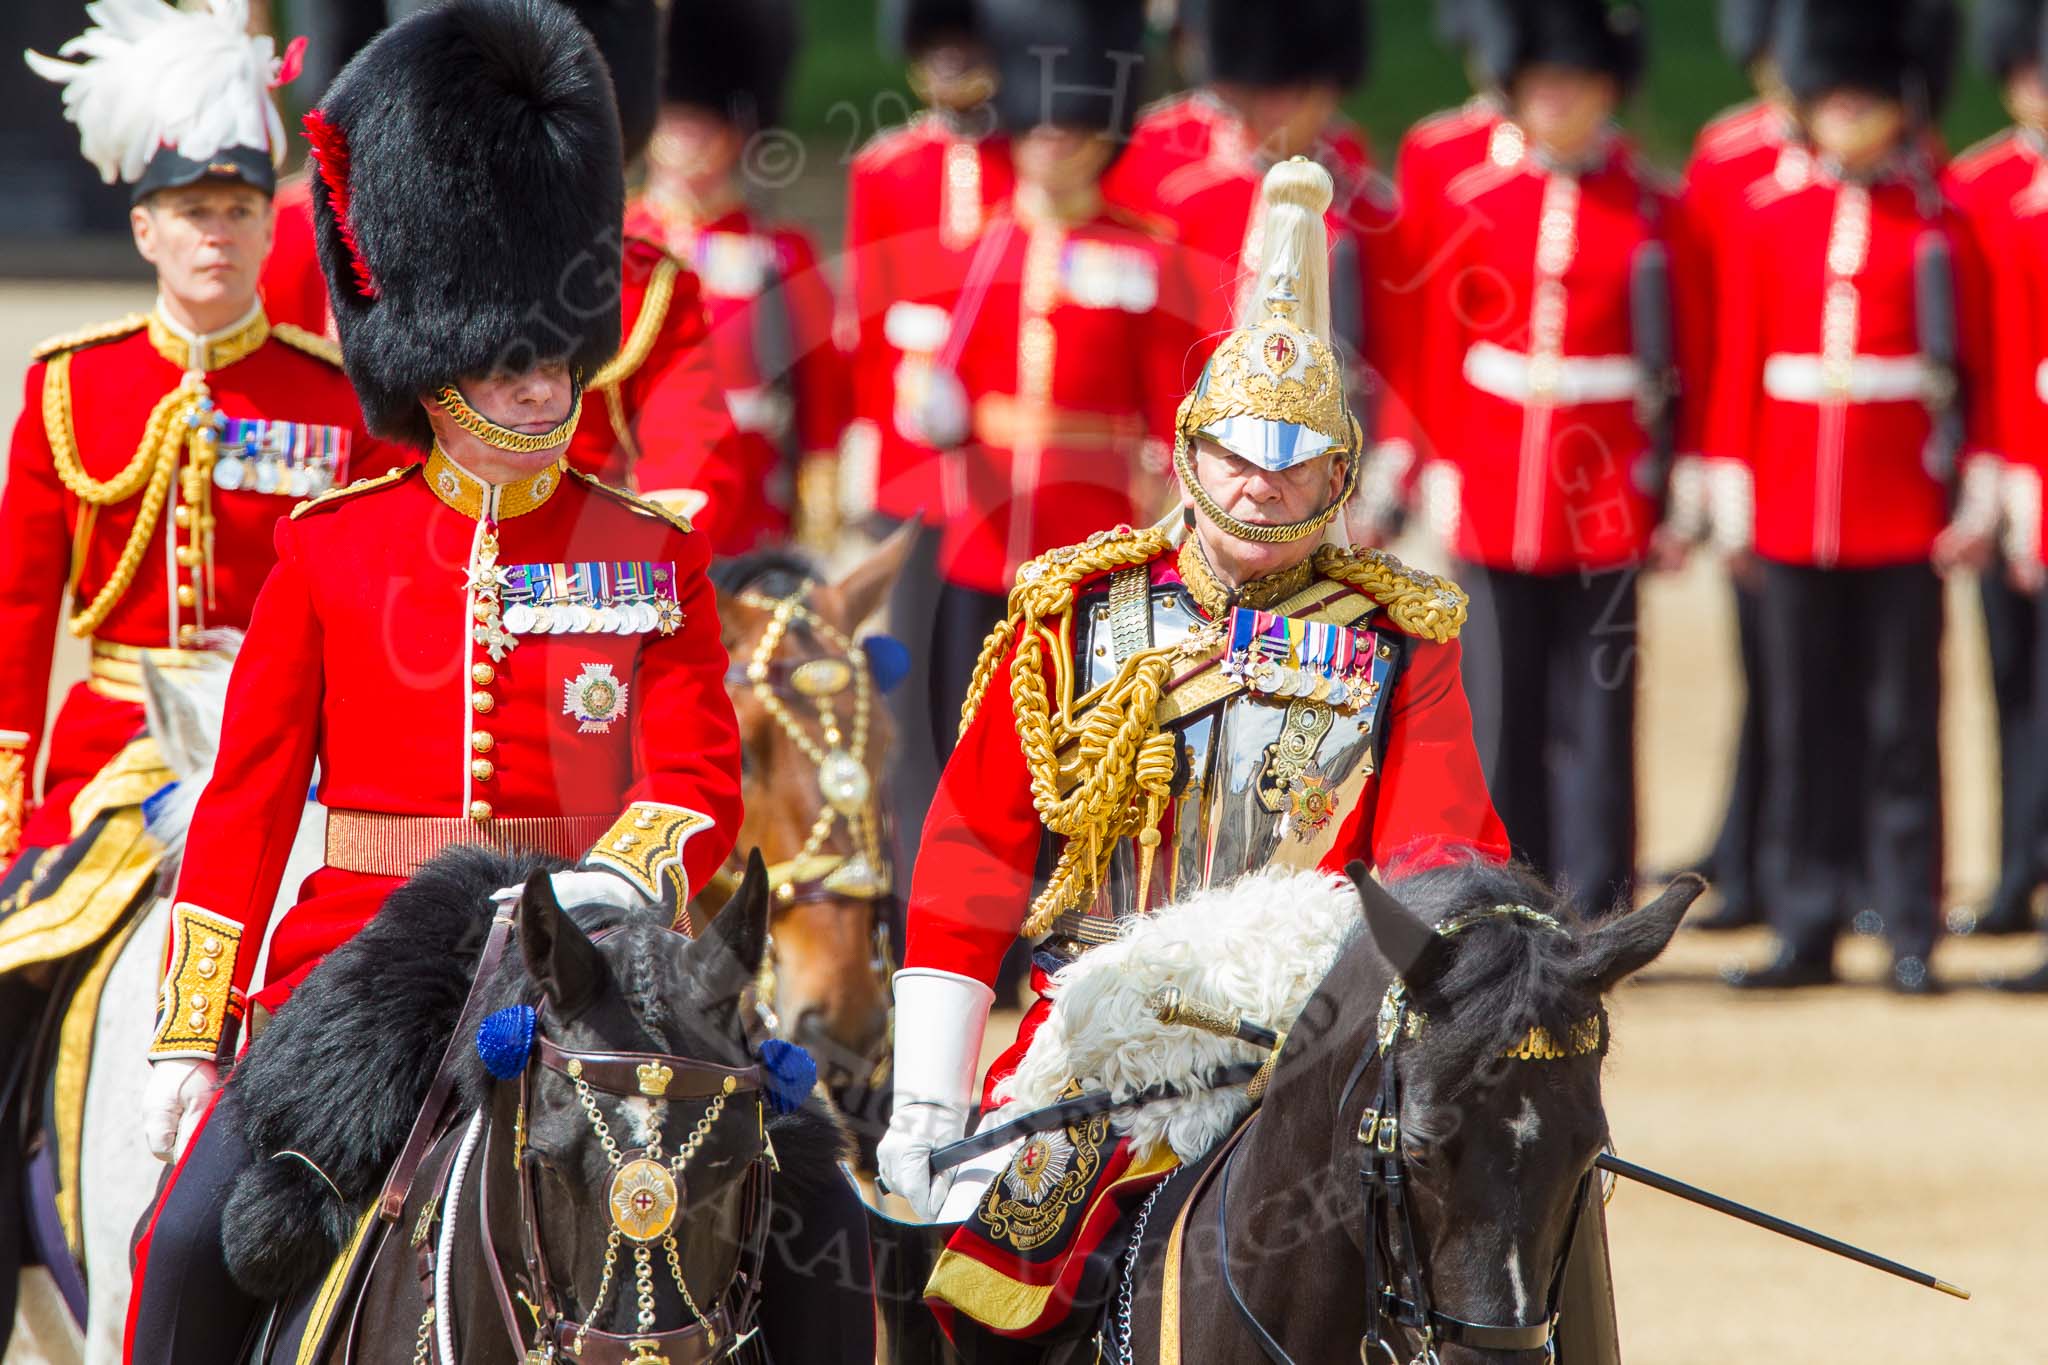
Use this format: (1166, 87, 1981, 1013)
(1215, 998, 1595, 1364)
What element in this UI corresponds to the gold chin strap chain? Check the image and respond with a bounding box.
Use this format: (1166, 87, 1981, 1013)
(733, 586, 891, 907)
(44, 354, 221, 637)
(568, 1061, 737, 1354)
(433, 384, 584, 455)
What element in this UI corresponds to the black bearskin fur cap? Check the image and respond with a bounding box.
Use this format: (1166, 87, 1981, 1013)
(1206, 0, 1369, 91)
(664, 0, 800, 130)
(1774, 0, 1956, 114)
(1719, 0, 1776, 67)
(308, 0, 623, 450)
(983, 0, 1149, 137)
(1973, 0, 2042, 78)
(880, 0, 978, 59)
(1471, 0, 1647, 94)
(561, 0, 660, 160)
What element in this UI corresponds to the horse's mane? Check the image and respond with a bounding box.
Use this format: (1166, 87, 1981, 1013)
(709, 548, 816, 601)
(1378, 858, 1606, 1103)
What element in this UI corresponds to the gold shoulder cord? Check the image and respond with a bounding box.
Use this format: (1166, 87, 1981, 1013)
(956, 527, 1181, 934)
(42, 352, 205, 637)
(1310, 545, 1468, 643)
(269, 323, 342, 366)
(591, 254, 680, 474)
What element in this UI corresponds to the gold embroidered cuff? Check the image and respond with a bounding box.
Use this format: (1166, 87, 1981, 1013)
(582, 802, 715, 919)
(149, 903, 244, 1059)
(0, 729, 27, 860)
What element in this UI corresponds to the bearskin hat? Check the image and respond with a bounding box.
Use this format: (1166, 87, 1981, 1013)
(1774, 0, 1957, 114)
(1972, 0, 2042, 78)
(560, 0, 660, 161)
(306, 0, 623, 449)
(1469, 0, 1647, 94)
(664, 0, 800, 131)
(983, 0, 1149, 137)
(1204, 0, 1370, 92)
(1718, 0, 1776, 67)
(880, 0, 978, 59)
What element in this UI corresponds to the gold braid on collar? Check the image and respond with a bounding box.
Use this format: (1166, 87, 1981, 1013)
(1175, 537, 1316, 619)
(955, 525, 1180, 933)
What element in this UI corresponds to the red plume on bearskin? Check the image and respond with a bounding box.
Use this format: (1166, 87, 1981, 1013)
(301, 108, 377, 300)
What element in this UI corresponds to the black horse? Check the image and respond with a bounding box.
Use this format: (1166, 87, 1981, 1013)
(214, 847, 870, 1363)
(1104, 859, 1701, 1365)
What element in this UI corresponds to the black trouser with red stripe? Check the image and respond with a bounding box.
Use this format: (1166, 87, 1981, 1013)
(1456, 563, 1639, 916)
(1700, 578, 1766, 914)
(1756, 561, 1943, 964)
(1981, 555, 2042, 917)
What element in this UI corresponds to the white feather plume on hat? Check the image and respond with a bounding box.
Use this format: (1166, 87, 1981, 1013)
(25, 0, 290, 186)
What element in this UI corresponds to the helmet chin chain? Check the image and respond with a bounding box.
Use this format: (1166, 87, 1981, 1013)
(1171, 429, 1360, 546)
(434, 381, 583, 454)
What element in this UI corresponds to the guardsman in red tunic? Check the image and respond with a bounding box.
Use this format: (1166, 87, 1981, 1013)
(843, 0, 1014, 530)
(629, 0, 849, 555)
(901, 0, 1201, 743)
(3, 4, 382, 877)
(1658, 0, 1795, 932)
(1101, 0, 1415, 540)
(118, 6, 867, 1360)
(1709, 0, 1992, 994)
(1938, 0, 2048, 937)
(1414, 0, 1671, 916)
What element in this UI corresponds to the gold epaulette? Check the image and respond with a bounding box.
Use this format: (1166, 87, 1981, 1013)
(1311, 545, 1467, 644)
(290, 463, 417, 519)
(32, 313, 149, 363)
(590, 246, 680, 391)
(568, 467, 694, 533)
(270, 322, 342, 367)
(1007, 524, 1171, 619)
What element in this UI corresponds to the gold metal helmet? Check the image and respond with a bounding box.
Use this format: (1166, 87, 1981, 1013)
(1174, 156, 1361, 544)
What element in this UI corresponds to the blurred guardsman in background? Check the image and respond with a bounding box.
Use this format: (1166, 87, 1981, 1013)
(1662, 0, 1788, 932)
(1102, 0, 1415, 542)
(632, 0, 849, 555)
(1709, 0, 1992, 994)
(1413, 0, 1670, 917)
(2, 0, 383, 879)
(900, 0, 1199, 747)
(844, 0, 1014, 532)
(1939, 0, 2047, 939)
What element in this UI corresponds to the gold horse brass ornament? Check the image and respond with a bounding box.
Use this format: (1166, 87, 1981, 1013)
(608, 1158, 680, 1242)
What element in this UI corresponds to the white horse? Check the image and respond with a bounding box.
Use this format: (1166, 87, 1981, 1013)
(7, 648, 324, 1365)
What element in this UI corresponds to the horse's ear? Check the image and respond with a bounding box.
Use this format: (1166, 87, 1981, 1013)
(518, 870, 604, 1012)
(1347, 861, 1448, 988)
(701, 849, 771, 986)
(142, 655, 223, 781)
(814, 519, 924, 636)
(1575, 874, 1703, 992)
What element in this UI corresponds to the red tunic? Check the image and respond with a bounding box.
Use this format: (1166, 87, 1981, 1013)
(627, 200, 849, 554)
(842, 115, 1015, 521)
(0, 311, 385, 859)
(1705, 163, 1995, 567)
(902, 543, 1509, 1095)
(935, 206, 1199, 594)
(256, 176, 332, 339)
(1420, 141, 1674, 572)
(1941, 129, 2048, 461)
(163, 451, 741, 1044)
(1988, 159, 2048, 565)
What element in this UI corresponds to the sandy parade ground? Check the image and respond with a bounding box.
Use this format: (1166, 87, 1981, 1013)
(3, 279, 2042, 1361)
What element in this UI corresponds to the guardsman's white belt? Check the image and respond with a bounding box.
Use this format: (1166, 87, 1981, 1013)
(1462, 342, 1642, 406)
(1763, 353, 1943, 404)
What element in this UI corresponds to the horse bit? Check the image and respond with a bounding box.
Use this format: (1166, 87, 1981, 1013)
(477, 947, 776, 1364)
(1215, 903, 1606, 1365)
(727, 584, 895, 1043)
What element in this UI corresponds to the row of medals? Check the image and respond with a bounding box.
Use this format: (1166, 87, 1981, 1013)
(211, 449, 339, 499)
(1235, 653, 1376, 708)
(502, 599, 669, 636)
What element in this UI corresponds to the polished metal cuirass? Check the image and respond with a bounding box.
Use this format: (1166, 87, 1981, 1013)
(1050, 569, 1399, 945)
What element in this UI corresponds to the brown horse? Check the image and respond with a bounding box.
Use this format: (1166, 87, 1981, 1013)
(706, 525, 919, 1149)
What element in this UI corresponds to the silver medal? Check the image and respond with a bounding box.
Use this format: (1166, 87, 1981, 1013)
(213, 455, 245, 491)
(504, 603, 536, 635)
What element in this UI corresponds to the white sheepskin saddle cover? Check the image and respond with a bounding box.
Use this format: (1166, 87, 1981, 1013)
(993, 867, 1361, 1164)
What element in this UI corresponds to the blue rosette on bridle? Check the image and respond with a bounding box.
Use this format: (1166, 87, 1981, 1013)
(756, 1038, 817, 1115)
(476, 1004, 537, 1080)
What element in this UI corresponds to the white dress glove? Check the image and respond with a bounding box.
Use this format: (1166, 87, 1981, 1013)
(142, 1058, 218, 1163)
(492, 867, 650, 915)
(876, 967, 995, 1221)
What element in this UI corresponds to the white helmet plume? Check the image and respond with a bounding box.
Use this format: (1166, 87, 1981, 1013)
(25, 0, 294, 187)
(1247, 156, 1336, 345)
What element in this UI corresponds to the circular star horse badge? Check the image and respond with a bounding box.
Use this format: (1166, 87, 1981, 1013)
(608, 1158, 680, 1242)
(1001, 1130, 1076, 1206)
(563, 663, 628, 734)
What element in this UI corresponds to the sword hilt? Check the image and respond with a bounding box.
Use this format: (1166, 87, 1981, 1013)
(1149, 986, 1280, 1049)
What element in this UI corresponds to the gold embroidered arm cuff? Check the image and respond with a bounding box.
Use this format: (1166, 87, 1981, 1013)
(0, 730, 26, 860)
(149, 903, 244, 1060)
(582, 803, 715, 918)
